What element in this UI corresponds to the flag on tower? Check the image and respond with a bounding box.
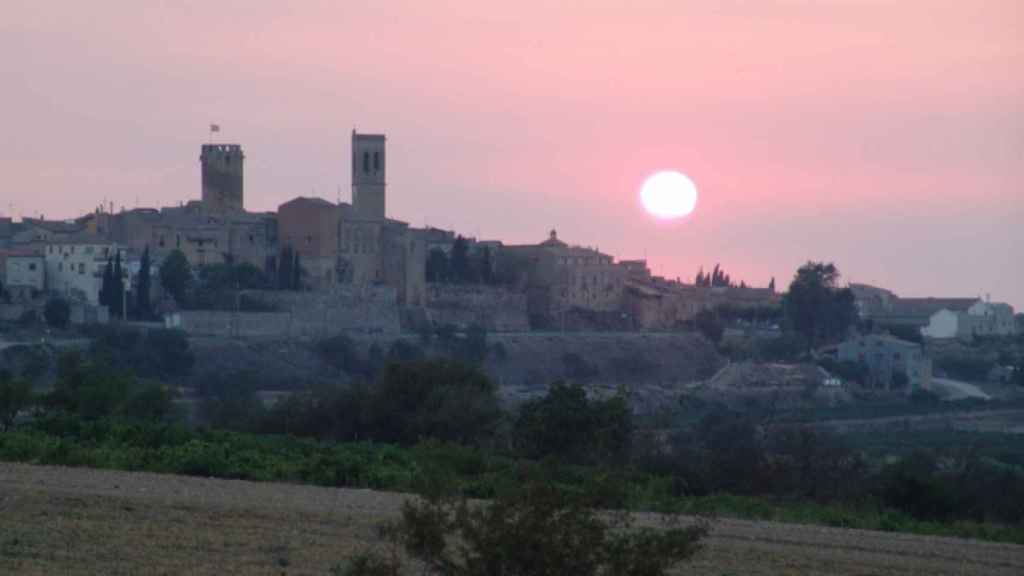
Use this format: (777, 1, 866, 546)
(210, 123, 220, 133)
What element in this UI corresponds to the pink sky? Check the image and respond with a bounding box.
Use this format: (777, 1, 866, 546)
(3, 1, 1022, 308)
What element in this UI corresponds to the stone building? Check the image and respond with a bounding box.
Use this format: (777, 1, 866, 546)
(85, 142, 275, 273)
(44, 237, 132, 305)
(921, 300, 1017, 340)
(278, 197, 341, 289)
(1, 249, 45, 300)
(275, 131, 427, 304)
(503, 230, 626, 325)
(838, 334, 932, 393)
(201, 144, 245, 215)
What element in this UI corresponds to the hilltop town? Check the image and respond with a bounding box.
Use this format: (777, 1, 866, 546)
(1, 132, 788, 334)
(1, 132, 1020, 404)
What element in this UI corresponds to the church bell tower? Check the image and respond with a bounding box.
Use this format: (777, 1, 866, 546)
(351, 131, 386, 220)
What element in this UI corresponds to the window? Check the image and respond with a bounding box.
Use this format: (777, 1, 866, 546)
(373, 151, 380, 171)
(78, 263, 85, 275)
(28, 263, 36, 271)
(363, 151, 370, 173)
(58, 262, 63, 272)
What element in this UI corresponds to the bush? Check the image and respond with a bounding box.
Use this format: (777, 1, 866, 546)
(756, 333, 807, 362)
(44, 297, 71, 328)
(89, 326, 194, 381)
(515, 381, 632, 466)
(694, 309, 724, 344)
(366, 360, 501, 446)
(934, 353, 992, 382)
(317, 334, 368, 376)
(0, 374, 32, 431)
(352, 476, 707, 576)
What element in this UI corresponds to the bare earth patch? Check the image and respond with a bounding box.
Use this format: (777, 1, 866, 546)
(1, 463, 1022, 575)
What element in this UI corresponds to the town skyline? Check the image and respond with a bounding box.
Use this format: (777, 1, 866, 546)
(3, 1, 1021, 308)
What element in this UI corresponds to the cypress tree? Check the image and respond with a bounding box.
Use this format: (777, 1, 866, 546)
(100, 257, 113, 308)
(292, 252, 302, 290)
(112, 251, 125, 318)
(137, 246, 152, 319)
(278, 245, 293, 290)
(479, 246, 494, 285)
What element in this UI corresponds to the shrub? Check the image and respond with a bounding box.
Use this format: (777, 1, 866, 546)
(0, 374, 32, 431)
(367, 360, 501, 446)
(317, 334, 367, 375)
(515, 381, 632, 466)
(44, 297, 71, 328)
(350, 477, 707, 576)
(89, 326, 194, 381)
(694, 309, 724, 344)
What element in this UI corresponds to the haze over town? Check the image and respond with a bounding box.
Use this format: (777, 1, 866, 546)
(3, 1, 1021, 308)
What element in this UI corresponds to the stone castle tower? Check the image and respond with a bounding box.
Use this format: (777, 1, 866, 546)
(351, 131, 386, 220)
(201, 144, 244, 214)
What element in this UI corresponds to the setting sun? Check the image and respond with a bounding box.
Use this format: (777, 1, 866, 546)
(640, 171, 698, 219)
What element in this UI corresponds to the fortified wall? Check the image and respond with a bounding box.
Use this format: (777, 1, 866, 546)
(174, 286, 401, 339)
(422, 284, 529, 332)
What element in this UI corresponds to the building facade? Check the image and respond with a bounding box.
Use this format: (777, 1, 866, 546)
(922, 301, 1017, 340)
(44, 238, 131, 305)
(838, 334, 932, 392)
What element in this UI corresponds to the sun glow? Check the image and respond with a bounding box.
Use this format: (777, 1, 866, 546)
(640, 171, 698, 219)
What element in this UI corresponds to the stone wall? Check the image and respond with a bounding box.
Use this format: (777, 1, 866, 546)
(423, 284, 529, 332)
(177, 286, 401, 339)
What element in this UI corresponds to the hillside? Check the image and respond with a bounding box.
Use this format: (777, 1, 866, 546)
(1, 463, 1021, 575)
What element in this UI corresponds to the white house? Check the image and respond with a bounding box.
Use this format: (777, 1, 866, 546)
(2, 251, 45, 300)
(44, 237, 133, 305)
(921, 300, 1017, 340)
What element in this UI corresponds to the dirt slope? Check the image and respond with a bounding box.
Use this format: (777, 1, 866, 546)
(1, 463, 1021, 575)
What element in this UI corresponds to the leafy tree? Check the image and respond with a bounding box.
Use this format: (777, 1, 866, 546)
(43, 351, 134, 420)
(515, 381, 632, 466)
(136, 246, 152, 319)
(317, 334, 367, 375)
(426, 248, 449, 283)
(0, 373, 32, 431)
(120, 382, 175, 422)
(89, 326, 195, 381)
(44, 296, 71, 329)
(159, 249, 192, 304)
(782, 262, 857, 350)
(367, 360, 501, 446)
(694, 309, 724, 344)
(342, 477, 707, 576)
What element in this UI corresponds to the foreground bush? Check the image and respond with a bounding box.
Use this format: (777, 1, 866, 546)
(339, 477, 707, 576)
